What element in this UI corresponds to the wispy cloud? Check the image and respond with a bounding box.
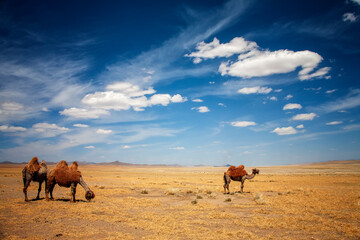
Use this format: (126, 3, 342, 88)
(100, 0, 252, 88)
(343, 13, 358, 23)
(309, 89, 360, 113)
(238, 86, 272, 94)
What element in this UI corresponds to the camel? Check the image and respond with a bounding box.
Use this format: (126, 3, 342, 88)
(22, 157, 48, 202)
(223, 165, 260, 194)
(46, 160, 95, 202)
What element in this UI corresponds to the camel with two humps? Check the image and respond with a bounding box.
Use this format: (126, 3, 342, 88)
(46, 160, 95, 202)
(223, 165, 260, 194)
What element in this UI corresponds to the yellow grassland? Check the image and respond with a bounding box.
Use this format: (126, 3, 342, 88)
(0, 162, 359, 239)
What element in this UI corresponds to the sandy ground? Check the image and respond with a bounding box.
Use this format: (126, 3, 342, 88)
(0, 161, 359, 239)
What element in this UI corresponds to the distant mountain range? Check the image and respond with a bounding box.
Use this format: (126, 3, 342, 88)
(0, 159, 359, 167)
(0, 160, 181, 167)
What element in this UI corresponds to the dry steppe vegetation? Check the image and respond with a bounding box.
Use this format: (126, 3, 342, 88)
(0, 161, 359, 239)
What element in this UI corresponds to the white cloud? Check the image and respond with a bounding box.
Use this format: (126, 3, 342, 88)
(269, 96, 277, 101)
(343, 13, 358, 22)
(122, 145, 132, 149)
(326, 89, 337, 94)
(73, 124, 89, 128)
(84, 146, 95, 149)
(284, 94, 293, 100)
(272, 126, 298, 135)
(33, 123, 70, 137)
(192, 106, 210, 113)
(169, 147, 185, 150)
(221, 50, 329, 80)
(231, 121, 256, 127)
(1, 102, 24, 111)
(96, 129, 112, 135)
(296, 124, 304, 129)
(274, 89, 282, 92)
(283, 103, 302, 110)
(238, 86, 272, 94)
(185, 37, 258, 63)
(60, 108, 110, 119)
(82, 82, 186, 112)
(149, 94, 172, 106)
(171, 94, 187, 103)
(218, 103, 226, 107)
(326, 121, 343, 125)
(187, 37, 330, 80)
(291, 113, 317, 121)
(0, 125, 27, 132)
(192, 99, 203, 103)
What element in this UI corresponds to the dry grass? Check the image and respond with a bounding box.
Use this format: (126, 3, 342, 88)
(0, 162, 359, 239)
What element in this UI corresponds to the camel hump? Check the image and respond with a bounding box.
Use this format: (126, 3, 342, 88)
(56, 160, 69, 168)
(227, 166, 236, 171)
(226, 164, 247, 178)
(40, 160, 47, 167)
(70, 161, 79, 171)
(25, 157, 41, 174)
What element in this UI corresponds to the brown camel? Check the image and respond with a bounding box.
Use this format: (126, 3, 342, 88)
(46, 160, 95, 202)
(223, 165, 260, 194)
(22, 157, 48, 201)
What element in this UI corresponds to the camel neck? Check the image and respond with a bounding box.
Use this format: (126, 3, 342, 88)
(79, 176, 90, 192)
(246, 173, 256, 180)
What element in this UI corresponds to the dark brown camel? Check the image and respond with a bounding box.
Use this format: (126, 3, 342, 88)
(22, 157, 48, 201)
(46, 160, 95, 202)
(223, 165, 260, 194)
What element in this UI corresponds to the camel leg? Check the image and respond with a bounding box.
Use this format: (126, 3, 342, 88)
(223, 174, 231, 194)
(241, 178, 245, 193)
(36, 181, 42, 200)
(46, 182, 55, 201)
(23, 178, 31, 202)
(70, 183, 77, 202)
(44, 179, 47, 198)
(22, 170, 31, 202)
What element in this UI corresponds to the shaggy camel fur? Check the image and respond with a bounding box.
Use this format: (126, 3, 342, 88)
(22, 157, 48, 201)
(223, 166, 260, 194)
(46, 160, 95, 202)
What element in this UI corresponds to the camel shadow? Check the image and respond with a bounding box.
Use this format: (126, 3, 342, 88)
(29, 197, 45, 202)
(55, 198, 87, 203)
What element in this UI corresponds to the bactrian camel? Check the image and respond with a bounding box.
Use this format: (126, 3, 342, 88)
(22, 157, 48, 202)
(223, 165, 260, 194)
(46, 160, 95, 202)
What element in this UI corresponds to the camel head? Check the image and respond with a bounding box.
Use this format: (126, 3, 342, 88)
(252, 168, 260, 175)
(85, 190, 95, 201)
(40, 160, 47, 167)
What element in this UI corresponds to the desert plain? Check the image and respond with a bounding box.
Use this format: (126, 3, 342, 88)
(0, 161, 359, 240)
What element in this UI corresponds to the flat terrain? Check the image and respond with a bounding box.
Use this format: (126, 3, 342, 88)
(0, 161, 359, 239)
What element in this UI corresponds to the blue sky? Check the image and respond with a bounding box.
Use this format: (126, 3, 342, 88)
(0, 0, 359, 166)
